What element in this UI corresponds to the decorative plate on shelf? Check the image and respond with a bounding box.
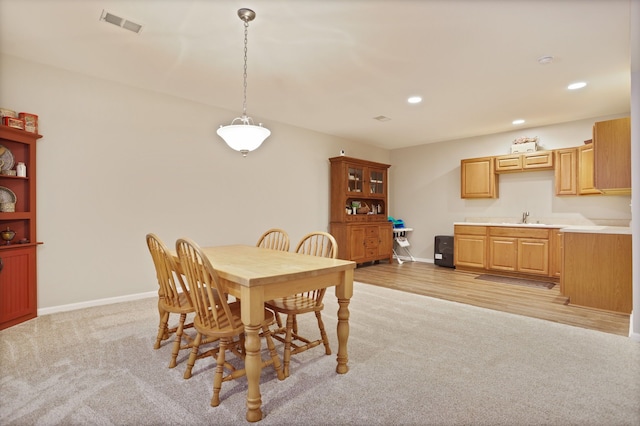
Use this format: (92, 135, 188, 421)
(0, 186, 17, 203)
(0, 145, 15, 171)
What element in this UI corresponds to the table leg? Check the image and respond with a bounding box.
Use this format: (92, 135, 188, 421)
(244, 323, 263, 422)
(241, 286, 266, 422)
(335, 269, 353, 374)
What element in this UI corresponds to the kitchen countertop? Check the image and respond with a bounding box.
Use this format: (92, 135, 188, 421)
(454, 222, 564, 228)
(559, 225, 631, 235)
(454, 222, 632, 235)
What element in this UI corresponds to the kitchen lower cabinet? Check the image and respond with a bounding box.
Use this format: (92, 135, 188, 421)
(549, 230, 563, 279)
(488, 237, 517, 271)
(516, 238, 549, 275)
(454, 225, 487, 269)
(561, 231, 631, 313)
(331, 222, 393, 264)
(455, 224, 554, 279)
(488, 235, 549, 276)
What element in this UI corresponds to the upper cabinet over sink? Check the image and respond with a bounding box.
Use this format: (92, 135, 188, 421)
(495, 151, 554, 173)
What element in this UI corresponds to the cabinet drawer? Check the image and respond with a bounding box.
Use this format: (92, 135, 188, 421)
(365, 226, 379, 237)
(364, 237, 378, 248)
(489, 227, 549, 239)
(346, 215, 368, 222)
(454, 225, 487, 236)
(365, 248, 378, 257)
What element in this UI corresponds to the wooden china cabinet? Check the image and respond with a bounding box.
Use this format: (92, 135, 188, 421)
(0, 126, 42, 330)
(329, 156, 393, 264)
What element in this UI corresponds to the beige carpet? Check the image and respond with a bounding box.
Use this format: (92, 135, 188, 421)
(1, 282, 639, 425)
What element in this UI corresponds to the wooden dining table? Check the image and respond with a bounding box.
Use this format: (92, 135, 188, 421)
(172, 244, 355, 422)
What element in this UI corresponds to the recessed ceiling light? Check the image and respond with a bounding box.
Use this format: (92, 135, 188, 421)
(568, 82, 587, 90)
(537, 55, 554, 65)
(407, 96, 422, 104)
(512, 119, 525, 125)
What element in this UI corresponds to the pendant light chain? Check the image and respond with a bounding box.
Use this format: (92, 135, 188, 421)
(242, 18, 249, 119)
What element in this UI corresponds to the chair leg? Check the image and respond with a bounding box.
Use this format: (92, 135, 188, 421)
(315, 311, 332, 355)
(154, 311, 170, 349)
(211, 339, 228, 407)
(183, 332, 202, 380)
(274, 312, 283, 329)
(169, 313, 187, 368)
(283, 314, 295, 378)
(262, 324, 284, 381)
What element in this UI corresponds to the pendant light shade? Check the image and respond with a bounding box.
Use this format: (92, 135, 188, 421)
(218, 8, 270, 157)
(217, 116, 271, 157)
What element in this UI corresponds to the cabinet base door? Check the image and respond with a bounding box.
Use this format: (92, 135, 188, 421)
(0, 246, 37, 330)
(454, 236, 486, 269)
(488, 237, 517, 272)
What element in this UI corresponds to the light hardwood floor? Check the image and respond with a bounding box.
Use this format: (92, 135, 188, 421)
(353, 261, 630, 336)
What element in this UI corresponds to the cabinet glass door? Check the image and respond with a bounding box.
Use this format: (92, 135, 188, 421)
(369, 170, 384, 194)
(348, 166, 363, 193)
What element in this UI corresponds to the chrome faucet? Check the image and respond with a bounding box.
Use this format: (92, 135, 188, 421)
(522, 211, 530, 224)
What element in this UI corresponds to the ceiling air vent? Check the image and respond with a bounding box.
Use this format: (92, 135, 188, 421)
(100, 10, 143, 34)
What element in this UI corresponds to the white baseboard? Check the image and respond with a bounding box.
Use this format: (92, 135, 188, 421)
(38, 291, 157, 316)
(629, 311, 640, 342)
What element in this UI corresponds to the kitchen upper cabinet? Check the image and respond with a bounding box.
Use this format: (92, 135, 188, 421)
(577, 143, 602, 195)
(554, 148, 577, 196)
(593, 117, 630, 194)
(460, 157, 497, 199)
(454, 225, 487, 269)
(495, 151, 554, 173)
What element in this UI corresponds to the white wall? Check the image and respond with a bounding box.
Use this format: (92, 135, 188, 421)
(0, 54, 389, 309)
(389, 119, 632, 261)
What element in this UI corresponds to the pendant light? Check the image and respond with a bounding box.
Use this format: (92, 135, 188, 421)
(217, 8, 270, 157)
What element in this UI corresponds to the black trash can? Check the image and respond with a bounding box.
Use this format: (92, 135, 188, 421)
(434, 235, 455, 268)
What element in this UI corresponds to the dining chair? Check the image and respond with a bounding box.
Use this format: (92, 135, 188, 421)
(146, 233, 197, 368)
(176, 237, 284, 407)
(256, 228, 290, 251)
(265, 231, 337, 378)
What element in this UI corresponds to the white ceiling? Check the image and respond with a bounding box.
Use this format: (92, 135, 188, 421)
(0, 0, 632, 150)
